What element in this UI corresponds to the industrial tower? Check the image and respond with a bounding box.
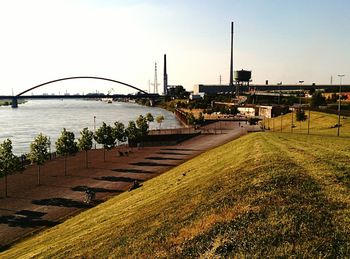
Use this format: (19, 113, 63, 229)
(151, 62, 160, 94)
(229, 21, 234, 88)
(163, 54, 168, 95)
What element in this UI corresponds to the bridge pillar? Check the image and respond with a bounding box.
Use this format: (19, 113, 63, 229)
(11, 98, 18, 108)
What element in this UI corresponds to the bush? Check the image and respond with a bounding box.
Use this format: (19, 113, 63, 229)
(295, 109, 307, 121)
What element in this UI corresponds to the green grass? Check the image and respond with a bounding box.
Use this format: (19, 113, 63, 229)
(266, 110, 350, 137)
(1, 132, 350, 257)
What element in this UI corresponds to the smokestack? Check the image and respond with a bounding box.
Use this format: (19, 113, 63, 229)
(163, 54, 168, 95)
(229, 21, 234, 87)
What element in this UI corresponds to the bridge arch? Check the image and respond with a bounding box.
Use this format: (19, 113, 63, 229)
(16, 76, 148, 96)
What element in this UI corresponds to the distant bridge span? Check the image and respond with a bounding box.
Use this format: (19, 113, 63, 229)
(16, 76, 148, 96)
(6, 76, 153, 108)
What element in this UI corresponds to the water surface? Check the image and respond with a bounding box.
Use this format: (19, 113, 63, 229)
(0, 99, 180, 154)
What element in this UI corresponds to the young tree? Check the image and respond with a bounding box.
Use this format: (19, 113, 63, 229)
(114, 121, 126, 146)
(29, 134, 50, 185)
(77, 128, 94, 168)
(295, 109, 307, 121)
(197, 112, 205, 124)
(125, 121, 140, 147)
(310, 92, 326, 107)
(136, 115, 149, 138)
(136, 115, 150, 148)
(146, 113, 154, 124)
(156, 115, 165, 130)
(186, 112, 196, 125)
(56, 128, 78, 175)
(94, 122, 117, 162)
(0, 139, 23, 197)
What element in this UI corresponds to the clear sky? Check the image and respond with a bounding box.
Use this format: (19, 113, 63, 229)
(0, 0, 349, 95)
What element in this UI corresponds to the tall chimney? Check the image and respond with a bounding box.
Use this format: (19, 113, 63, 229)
(163, 54, 168, 95)
(229, 21, 234, 87)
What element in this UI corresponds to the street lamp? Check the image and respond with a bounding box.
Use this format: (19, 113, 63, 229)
(337, 74, 345, 136)
(298, 80, 304, 106)
(277, 82, 282, 104)
(298, 80, 304, 131)
(94, 116, 96, 149)
(49, 136, 51, 159)
(280, 112, 283, 132)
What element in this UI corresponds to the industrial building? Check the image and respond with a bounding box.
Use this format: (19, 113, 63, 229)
(193, 84, 234, 95)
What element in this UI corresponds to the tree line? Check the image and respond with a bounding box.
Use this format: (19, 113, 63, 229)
(0, 113, 165, 197)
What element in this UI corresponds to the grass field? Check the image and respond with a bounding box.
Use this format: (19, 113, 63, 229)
(1, 132, 349, 257)
(266, 110, 350, 137)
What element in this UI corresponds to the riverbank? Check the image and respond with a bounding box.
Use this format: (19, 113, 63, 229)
(0, 121, 254, 250)
(0, 100, 26, 107)
(2, 129, 349, 257)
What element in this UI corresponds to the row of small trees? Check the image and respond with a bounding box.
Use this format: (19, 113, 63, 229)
(0, 113, 165, 197)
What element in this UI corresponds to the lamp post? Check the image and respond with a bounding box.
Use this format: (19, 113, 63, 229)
(298, 80, 304, 106)
(277, 82, 282, 104)
(93, 116, 96, 149)
(337, 74, 345, 137)
(307, 106, 311, 135)
(280, 113, 283, 132)
(298, 80, 304, 131)
(49, 136, 51, 159)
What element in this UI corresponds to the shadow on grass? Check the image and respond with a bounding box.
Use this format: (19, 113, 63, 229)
(176, 159, 348, 258)
(32, 198, 92, 209)
(145, 156, 183, 161)
(157, 152, 190, 156)
(0, 210, 57, 228)
(94, 176, 144, 183)
(71, 186, 122, 193)
(130, 161, 172, 167)
(112, 168, 154, 174)
(161, 148, 198, 151)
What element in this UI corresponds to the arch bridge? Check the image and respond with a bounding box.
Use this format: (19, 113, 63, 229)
(2, 76, 158, 108)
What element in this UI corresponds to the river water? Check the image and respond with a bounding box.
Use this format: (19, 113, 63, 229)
(0, 99, 181, 155)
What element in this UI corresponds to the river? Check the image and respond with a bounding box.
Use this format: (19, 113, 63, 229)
(0, 99, 181, 155)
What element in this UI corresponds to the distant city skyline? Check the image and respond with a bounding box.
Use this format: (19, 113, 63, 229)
(0, 0, 349, 95)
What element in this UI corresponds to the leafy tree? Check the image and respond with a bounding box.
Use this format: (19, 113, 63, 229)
(296, 109, 307, 121)
(0, 139, 23, 197)
(77, 128, 94, 168)
(174, 85, 188, 99)
(186, 112, 196, 125)
(136, 115, 150, 148)
(94, 122, 117, 162)
(125, 121, 140, 147)
(197, 112, 205, 124)
(310, 92, 326, 107)
(309, 87, 316, 96)
(146, 113, 154, 124)
(56, 128, 78, 175)
(230, 106, 239, 115)
(136, 115, 149, 138)
(156, 115, 165, 129)
(114, 121, 126, 146)
(29, 134, 50, 185)
(248, 117, 260, 125)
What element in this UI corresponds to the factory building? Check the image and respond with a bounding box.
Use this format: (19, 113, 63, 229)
(193, 84, 234, 95)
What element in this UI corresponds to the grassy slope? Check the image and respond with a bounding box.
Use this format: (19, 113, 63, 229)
(2, 132, 350, 258)
(267, 110, 350, 137)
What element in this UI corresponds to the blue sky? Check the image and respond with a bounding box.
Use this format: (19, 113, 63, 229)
(0, 0, 349, 95)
